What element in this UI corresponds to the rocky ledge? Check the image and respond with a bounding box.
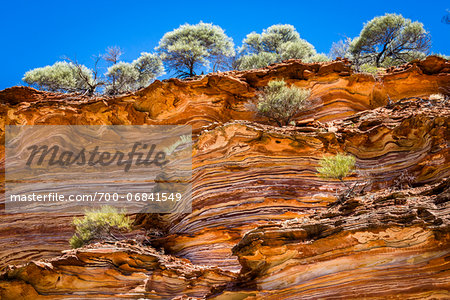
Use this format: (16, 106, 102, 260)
(0, 56, 449, 299)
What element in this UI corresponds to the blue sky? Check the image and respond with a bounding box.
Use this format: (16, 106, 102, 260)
(1, 0, 449, 90)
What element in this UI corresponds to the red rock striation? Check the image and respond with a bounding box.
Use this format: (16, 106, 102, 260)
(226, 180, 450, 299)
(1, 242, 235, 299)
(0, 56, 449, 298)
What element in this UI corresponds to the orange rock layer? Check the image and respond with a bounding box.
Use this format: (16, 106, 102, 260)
(0, 56, 449, 299)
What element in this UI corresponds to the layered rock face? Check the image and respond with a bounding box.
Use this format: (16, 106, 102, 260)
(0, 56, 449, 299)
(228, 180, 450, 299)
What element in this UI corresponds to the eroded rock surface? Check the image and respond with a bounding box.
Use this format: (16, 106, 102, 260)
(0, 57, 449, 299)
(226, 180, 450, 299)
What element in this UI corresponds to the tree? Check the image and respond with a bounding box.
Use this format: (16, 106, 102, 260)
(329, 38, 352, 59)
(236, 52, 278, 70)
(241, 24, 301, 55)
(69, 206, 132, 248)
(156, 22, 235, 77)
(103, 46, 123, 91)
(236, 24, 328, 70)
(132, 52, 165, 88)
(279, 40, 316, 60)
(105, 53, 164, 95)
(103, 46, 123, 65)
(23, 61, 95, 93)
(105, 62, 139, 95)
(349, 13, 431, 67)
(63, 55, 104, 95)
(256, 79, 310, 126)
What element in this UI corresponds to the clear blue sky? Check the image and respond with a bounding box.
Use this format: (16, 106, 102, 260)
(1, 0, 449, 90)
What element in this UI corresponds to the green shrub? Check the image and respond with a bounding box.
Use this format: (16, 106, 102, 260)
(257, 80, 310, 126)
(305, 53, 331, 63)
(156, 22, 235, 77)
(317, 153, 356, 181)
(237, 24, 325, 70)
(329, 38, 352, 59)
(105, 52, 164, 95)
(236, 52, 278, 70)
(132, 52, 165, 88)
(69, 206, 132, 248)
(105, 62, 139, 95)
(359, 63, 380, 75)
(278, 40, 316, 61)
(240, 24, 301, 55)
(23, 61, 94, 93)
(432, 53, 450, 60)
(349, 13, 431, 67)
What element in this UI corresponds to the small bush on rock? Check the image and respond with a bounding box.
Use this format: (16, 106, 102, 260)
(257, 79, 310, 126)
(317, 153, 357, 203)
(317, 153, 355, 181)
(69, 206, 132, 248)
(23, 61, 94, 93)
(359, 63, 380, 75)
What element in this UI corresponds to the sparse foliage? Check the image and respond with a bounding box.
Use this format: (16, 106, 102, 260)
(23, 61, 95, 93)
(105, 62, 139, 95)
(236, 24, 329, 70)
(432, 53, 450, 60)
(156, 22, 235, 77)
(132, 52, 165, 88)
(329, 38, 352, 59)
(105, 52, 164, 95)
(240, 24, 301, 55)
(305, 53, 331, 63)
(69, 206, 132, 248)
(63, 56, 104, 95)
(279, 40, 316, 61)
(359, 63, 380, 75)
(256, 79, 310, 126)
(103, 46, 123, 65)
(349, 13, 431, 67)
(236, 52, 278, 70)
(317, 153, 357, 203)
(317, 153, 356, 182)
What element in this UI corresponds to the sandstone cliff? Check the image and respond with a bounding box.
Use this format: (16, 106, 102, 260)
(0, 56, 449, 299)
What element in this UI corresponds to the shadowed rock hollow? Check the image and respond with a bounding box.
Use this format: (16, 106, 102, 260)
(0, 56, 449, 299)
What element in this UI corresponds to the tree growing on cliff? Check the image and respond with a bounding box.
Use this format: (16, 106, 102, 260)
(103, 46, 123, 91)
(132, 52, 165, 88)
(349, 13, 431, 67)
(329, 38, 352, 59)
(105, 62, 140, 95)
(237, 52, 278, 70)
(23, 61, 96, 93)
(105, 52, 164, 95)
(256, 79, 310, 126)
(70, 206, 132, 248)
(103, 46, 123, 65)
(156, 22, 235, 78)
(240, 24, 302, 55)
(236, 24, 329, 70)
